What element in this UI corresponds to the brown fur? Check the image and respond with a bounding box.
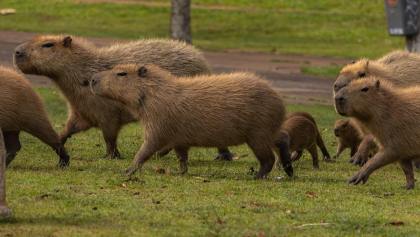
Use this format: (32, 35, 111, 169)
(334, 50, 420, 93)
(333, 119, 363, 159)
(90, 64, 293, 178)
(13, 35, 232, 160)
(334, 77, 419, 189)
(286, 112, 331, 160)
(0, 66, 69, 167)
(279, 115, 328, 169)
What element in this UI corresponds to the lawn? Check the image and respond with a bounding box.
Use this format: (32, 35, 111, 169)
(0, 0, 405, 58)
(0, 87, 418, 236)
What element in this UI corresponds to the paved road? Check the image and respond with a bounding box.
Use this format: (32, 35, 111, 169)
(0, 31, 347, 104)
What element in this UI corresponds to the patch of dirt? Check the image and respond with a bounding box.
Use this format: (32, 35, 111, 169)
(0, 30, 345, 104)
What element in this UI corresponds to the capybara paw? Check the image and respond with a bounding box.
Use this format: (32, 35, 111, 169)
(283, 164, 294, 177)
(214, 152, 234, 161)
(125, 167, 138, 176)
(58, 159, 69, 169)
(348, 171, 369, 185)
(405, 182, 415, 190)
(179, 164, 188, 175)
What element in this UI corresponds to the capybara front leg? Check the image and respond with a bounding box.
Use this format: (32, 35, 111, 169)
(248, 142, 275, 179)
(125, 141, 158, 177)
(333, 143, 344, 160)
(399, 159, 415, 190)
(350, 134, 375, 166)
(174, 147, 189, 174)
(214, 147, 234, 161)
(307, 145, 319, 169)
(60, 112, 92, 144)
(3, 131, 21, 167)
(349, 151, 395, 186)
(274, 131, 293, 177)
(102, 127, 122, 159)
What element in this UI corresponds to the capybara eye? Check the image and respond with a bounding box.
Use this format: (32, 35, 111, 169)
(42, 42, 55, 48)
(361, 87, 369, 92)
(117, 72, 127, 76)
(358, 72, 366, 78)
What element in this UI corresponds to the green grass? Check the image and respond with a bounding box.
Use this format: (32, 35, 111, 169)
(301, 65, 341, 78)
(0, 87, 419, 236)
(0, 0, 405, 58)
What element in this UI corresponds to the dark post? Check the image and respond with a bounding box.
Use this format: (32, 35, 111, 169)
(170, 0, 192, 44)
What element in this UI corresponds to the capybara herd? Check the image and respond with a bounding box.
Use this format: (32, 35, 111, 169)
(0, 34, 418, 190)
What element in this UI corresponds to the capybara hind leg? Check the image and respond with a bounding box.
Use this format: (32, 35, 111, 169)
(349, 151, 396, 186)
(215, 147, 234, 161)
(24, 119, 70, 167)
(60, 112, 92, 144)
(125, 141, 159, 176)
(307, 145, 319, 169)
(248, 142, 275, 179)
(399, 160, 415, 190)
(174, 147, 189, 174)
(3, 131, 21, 167)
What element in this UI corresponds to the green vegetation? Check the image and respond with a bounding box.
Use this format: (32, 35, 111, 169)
(301, 65, 341, 78)
(0, 0, 405, 58)
(0, 87, 418, 236)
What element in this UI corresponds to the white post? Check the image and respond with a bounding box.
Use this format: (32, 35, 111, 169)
(0, 129, 11, 218)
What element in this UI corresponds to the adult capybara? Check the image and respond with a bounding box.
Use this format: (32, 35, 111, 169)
(334, 77, 419, 189)
(13, 35, 233, 160)
(334, 50, 420, 93)
(90, 64, 293, 179)
(0, 66, 69, 167)
(277, 114, 330, 169)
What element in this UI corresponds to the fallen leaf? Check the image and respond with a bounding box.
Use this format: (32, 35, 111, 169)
(388, 221, 404, 226)
(133, 192, 140, 196)
(305, 191, 317, 198)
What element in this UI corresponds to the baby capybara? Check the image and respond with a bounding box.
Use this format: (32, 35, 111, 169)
(335, 77, 419, 189)
(90, 64, 293, 179)
(14, 35, 233, 160)
(0, 66, 69, 167)
(333, 119, 363, 159)
(286, 112, 331, 161)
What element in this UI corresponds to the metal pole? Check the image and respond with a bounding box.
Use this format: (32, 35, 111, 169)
(0, 129, 12, 218)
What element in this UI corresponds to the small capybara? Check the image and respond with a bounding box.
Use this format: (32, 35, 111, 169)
(277, 114, 330, 169)
(333, 119, 363, 159)
(286, 112, 331, 161)
(14, 35, 233, 160)
(0, 66, 69, 167)
(89, 64, 293, 179)
(334, 77, 419, 189)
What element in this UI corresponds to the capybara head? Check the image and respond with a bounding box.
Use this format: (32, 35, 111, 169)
(334, 119, 351, 137)
(334, 59, 369, 93)
(334, 77, 382, 118)
(14, 35, 89, 78)
(90, 64, 172, 105)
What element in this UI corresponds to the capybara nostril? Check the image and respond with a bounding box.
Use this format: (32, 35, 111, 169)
(15, 50, 25, 58)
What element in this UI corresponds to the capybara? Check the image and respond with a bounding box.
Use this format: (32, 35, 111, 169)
(334, 77, 419, 189)
(90, 64, 293, 178)
(0, 66, 69, 167)
(278, 114, 330, 169)
(333, 119, 363, 159)
(334, 50, 420, 93)
(13, 35, 233, 160)
(286, 112, 331, 161)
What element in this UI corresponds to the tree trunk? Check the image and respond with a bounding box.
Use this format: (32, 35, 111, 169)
(170, 0, 192, 44)
(0, 129, 11, 219)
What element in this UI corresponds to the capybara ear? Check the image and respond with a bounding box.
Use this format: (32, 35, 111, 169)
(375, 80, 380, 89)
(63, 36, 72, 48)
(138, 66, 148, 78)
